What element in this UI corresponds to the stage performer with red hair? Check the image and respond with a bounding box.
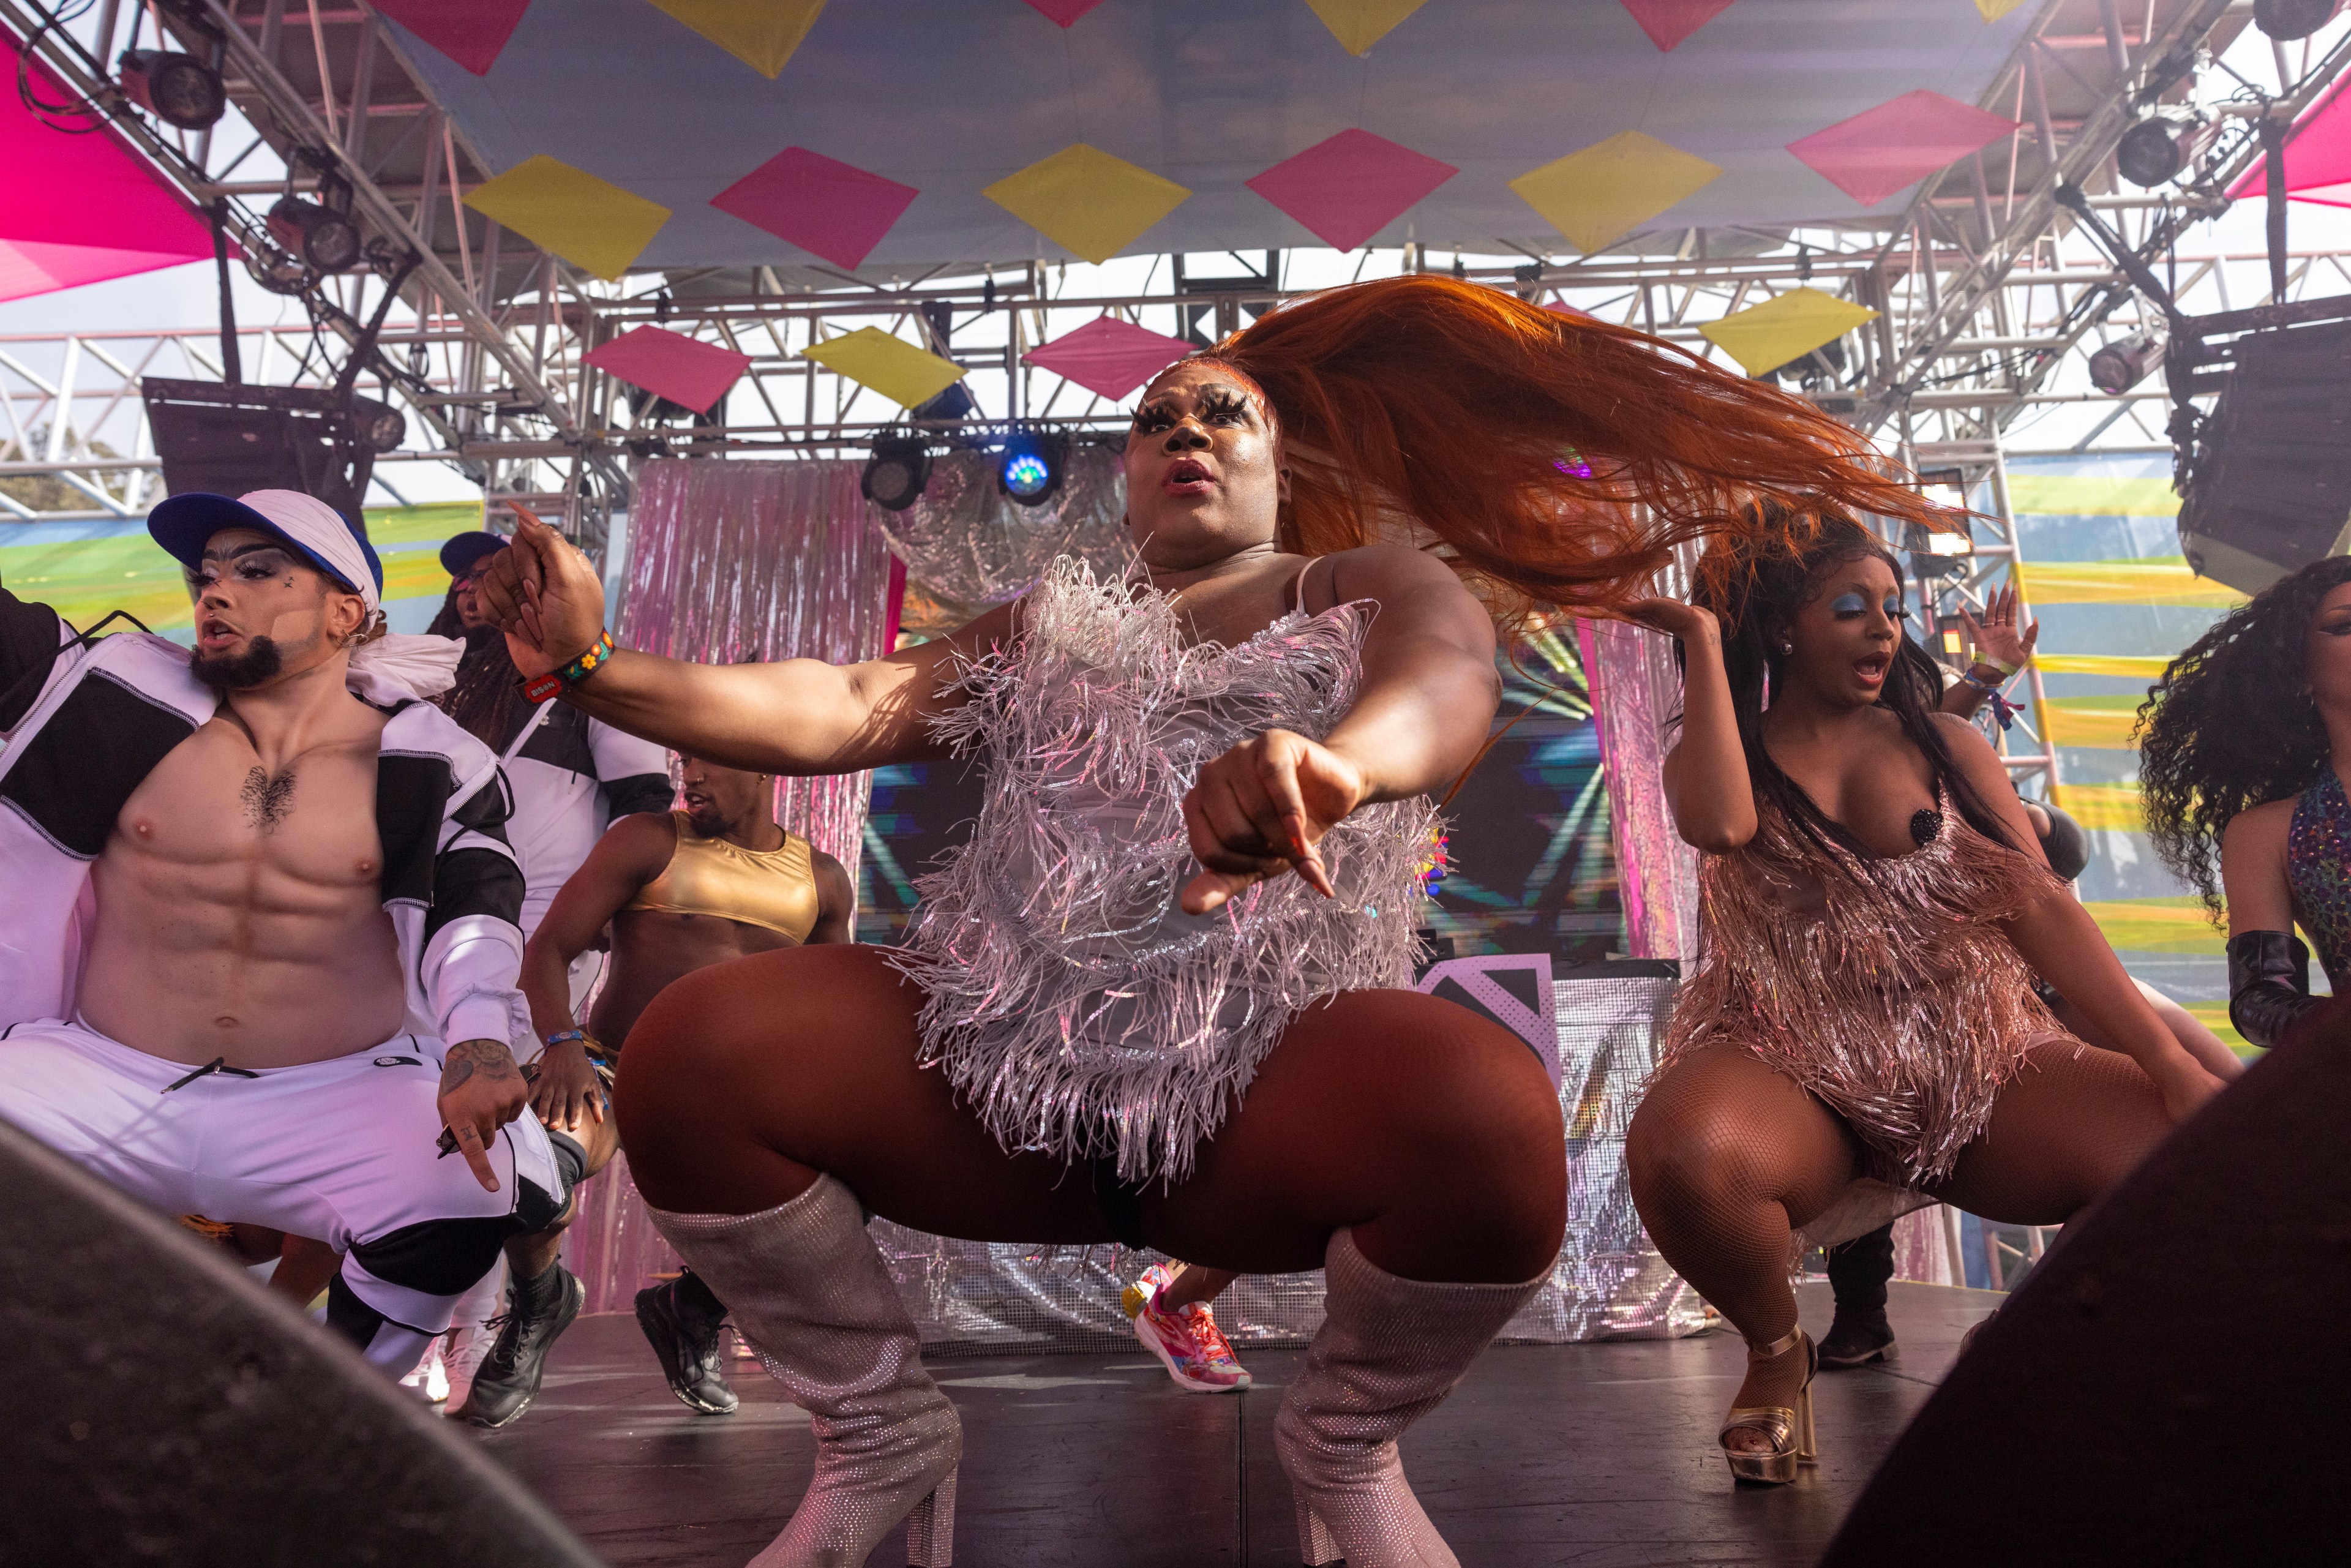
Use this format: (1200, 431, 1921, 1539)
(481, 273, 1952, 1567)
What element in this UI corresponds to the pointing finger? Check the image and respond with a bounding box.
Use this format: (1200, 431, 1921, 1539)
(1258, 745, 1333, 898)
(454, 1122, 500, 1193)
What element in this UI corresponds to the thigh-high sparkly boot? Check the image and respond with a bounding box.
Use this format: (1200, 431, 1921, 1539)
(648, 1176, 959, 1567)
(1277, 1229, 1547, 1568)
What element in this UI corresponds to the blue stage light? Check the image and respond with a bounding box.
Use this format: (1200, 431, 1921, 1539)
(1003, 452, 1051, 495)
(997, 431, 1065, 506)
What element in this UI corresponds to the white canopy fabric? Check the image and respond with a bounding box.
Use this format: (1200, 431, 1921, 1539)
(385, 0, 2044, 276)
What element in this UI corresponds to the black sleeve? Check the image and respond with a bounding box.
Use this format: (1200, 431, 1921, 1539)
(2228, 931, 2325, 1049)
(0, 577, 66, 731)
(601, 772, 677, 820)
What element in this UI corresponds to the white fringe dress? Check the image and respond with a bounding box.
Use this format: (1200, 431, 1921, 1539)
(891, 558, 1436, 1187)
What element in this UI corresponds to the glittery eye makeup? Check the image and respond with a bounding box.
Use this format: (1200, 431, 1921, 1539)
(1831, 591, 1868, 616)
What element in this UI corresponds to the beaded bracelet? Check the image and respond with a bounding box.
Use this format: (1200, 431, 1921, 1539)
(521, 630, 617, 704)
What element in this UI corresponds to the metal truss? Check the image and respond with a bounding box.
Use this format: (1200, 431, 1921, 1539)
(6, 0, 2350, 781)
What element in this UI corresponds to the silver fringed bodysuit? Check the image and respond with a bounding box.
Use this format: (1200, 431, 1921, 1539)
(1659, 789, 2077, 1190)
(892, 558, 1436, 1187)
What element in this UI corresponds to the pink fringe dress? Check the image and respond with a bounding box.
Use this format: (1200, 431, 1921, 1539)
(1659, 790, 2079, 1196)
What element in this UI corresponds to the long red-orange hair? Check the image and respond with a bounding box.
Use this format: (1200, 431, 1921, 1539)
(1196, 272, 1944, 634)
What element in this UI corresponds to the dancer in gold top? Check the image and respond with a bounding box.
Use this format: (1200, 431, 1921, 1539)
(450, 753, 852, 1427)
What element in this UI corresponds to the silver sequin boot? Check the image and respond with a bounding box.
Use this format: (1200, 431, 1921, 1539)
(1278, 1230, 1546, 1568)
(648, 1176, 960, 1567)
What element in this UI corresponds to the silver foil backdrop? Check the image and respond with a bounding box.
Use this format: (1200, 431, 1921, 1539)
(870, 443, 1130, 606)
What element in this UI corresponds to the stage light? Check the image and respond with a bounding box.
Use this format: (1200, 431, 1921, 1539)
(861, 433, 932, 512)
(2117, 119, 2185, 187)
(2088, 326, 2168, 394)
(350, 395, 407, 454)
(998, 430, 1065, 506)
(118, 48, 225, 130)
(2254, 0, 2341, 41)
(267, 197, 362, 273)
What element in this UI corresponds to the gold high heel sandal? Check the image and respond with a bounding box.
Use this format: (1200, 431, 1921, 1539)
(1719, 1326, 1817, 1485)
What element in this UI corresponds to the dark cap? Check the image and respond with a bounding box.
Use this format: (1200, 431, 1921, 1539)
(439, 531, 508, 578)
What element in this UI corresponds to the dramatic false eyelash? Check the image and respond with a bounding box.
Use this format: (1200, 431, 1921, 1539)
(1130, 390, 1254, 432)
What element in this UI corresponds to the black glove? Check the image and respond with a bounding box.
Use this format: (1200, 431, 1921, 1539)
(2227, 931, 2323, 1049)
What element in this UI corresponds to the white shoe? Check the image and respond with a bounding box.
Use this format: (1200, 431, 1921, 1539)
(399, 1338, 451, 1404)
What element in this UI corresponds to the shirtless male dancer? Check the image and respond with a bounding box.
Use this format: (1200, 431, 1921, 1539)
(454, 752, 852, 1426)
(0, 489, 571, 1376)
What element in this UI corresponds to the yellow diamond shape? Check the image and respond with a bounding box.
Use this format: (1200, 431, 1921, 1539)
(802, 327, 965, 410)
(1698, 287, 1880, 377)
(983, 144, 1190, 266)
(464, 156, 669, 282)
(645, 0, 826, 78)
(1509, 130, 1722, 257)
(1302, 0, 1430, 55)
(1974, 0, 2032, 19)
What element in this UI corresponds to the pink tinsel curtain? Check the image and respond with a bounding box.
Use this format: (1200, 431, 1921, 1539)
(568, 458, 899, 1313)
(1578, 618, 1699, 961)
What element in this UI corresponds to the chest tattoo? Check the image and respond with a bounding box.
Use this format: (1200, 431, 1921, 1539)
(239, 765, 298, 832)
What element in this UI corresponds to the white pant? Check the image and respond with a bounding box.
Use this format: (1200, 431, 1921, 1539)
(0, 1017, 568, 1371)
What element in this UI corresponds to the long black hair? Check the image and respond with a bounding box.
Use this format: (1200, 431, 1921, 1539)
(2137, 553, 2351, 913)
(1688, 514, 2019, 861)
(424, 582, 530, 749)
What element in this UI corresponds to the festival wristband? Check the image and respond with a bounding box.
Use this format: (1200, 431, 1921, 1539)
(521, 630, 617, 705)
(1970, 656, 2018, 678)
(544, 1028, 589, 1051)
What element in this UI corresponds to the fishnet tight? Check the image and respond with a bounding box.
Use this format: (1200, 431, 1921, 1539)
(1627, 1039, 2171, 1439)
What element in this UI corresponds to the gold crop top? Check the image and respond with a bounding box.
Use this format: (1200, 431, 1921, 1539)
(624, 812, 820, 943)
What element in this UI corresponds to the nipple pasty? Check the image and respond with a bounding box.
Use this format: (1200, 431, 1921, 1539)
(1908, 808, 1944, 849)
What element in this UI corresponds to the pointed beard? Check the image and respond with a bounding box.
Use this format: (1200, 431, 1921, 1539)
(190, 636, 285, 692)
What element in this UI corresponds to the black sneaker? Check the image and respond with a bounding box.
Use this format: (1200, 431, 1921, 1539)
(454, 1261, 583, 1428)
(635, 1277, 740, 1415)
(1817, 1311, 1897, 1368)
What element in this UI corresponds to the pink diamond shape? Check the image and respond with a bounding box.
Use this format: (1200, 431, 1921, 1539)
(711, 147, 919, 271)
(705, 146, 917, 270)
(1024, 317, 1193, 402)
(1788, 89, 2020, 208)
(1024, 0, 1108, 22)
(583, 326, 751, 415)
(1245, 129, 1458, 253)
(1619, 0, 1735, 51)
(371, 0, 531, 77)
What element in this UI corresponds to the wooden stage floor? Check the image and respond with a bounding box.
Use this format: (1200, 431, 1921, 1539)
(477, 1280, 1998, 1567)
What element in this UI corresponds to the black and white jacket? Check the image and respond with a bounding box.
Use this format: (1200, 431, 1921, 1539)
(0, 585, 530, 1048)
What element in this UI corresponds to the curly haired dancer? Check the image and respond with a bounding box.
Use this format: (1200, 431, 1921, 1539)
(1624, 518, 2222, 1487)
(2139, 556, 2351, 1051)
(482, 275, 1955, 1567)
